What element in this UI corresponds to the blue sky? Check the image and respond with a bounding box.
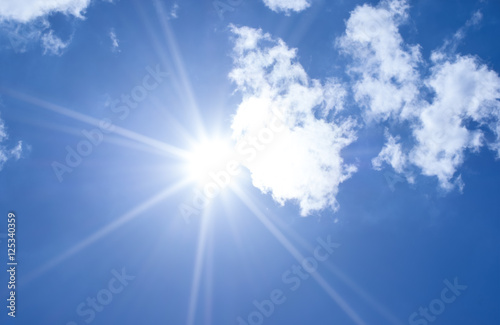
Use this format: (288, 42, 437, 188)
(0, 0, 499, 324)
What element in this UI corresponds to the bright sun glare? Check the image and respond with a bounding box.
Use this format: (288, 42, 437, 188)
(185, 138, 236, 186)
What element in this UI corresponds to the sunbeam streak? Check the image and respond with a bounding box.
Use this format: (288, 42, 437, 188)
(0, 88, 189, 159)
(23, 179, 190, 285)
(322, 263, 405, 325)
(231, 185, 367, 325)
(152, 0, 206, 139)
(186, 207, 213, 325)
(245, 198, 405, 325)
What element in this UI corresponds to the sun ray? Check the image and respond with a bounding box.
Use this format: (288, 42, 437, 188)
(203, 233, 215, 324)
(186, 207, 214, 325)
(231, 184, 367, 325)
(322, 263, 405, 325)
(132, 1, 190, 120)
(0, 87, 189, 159)
(239, 194, 404, 325)
(23, 179, 190, 285)
(149, 97, 200, 147)
(152, 0, 207, 139)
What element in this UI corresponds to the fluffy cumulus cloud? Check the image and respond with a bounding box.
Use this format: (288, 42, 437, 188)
(339, 0, 500, 190)
(337, 0, 421, 121)
(0, 0, 91, 54)
(409, 56, 500, 189)
(262, 0, 310, 14)
(228, 1, 500, 214)
(0, 116, 23, 171)
(229, 25, 356, 216)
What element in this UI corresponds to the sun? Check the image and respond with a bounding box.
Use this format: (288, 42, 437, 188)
(184, 138, 238, 186)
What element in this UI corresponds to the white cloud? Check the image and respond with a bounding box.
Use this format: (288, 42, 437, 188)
(109, 29, 119, 52)
(340, 0, 500, 190)
(410, 55, 500, 190)
(0, 0, 91, 23)
(262, 0, 310, 14)
(372, 132, 406, 173)
(41, 29, 70, 55)
(0, 116, 24, 171)
(337, 0, 421, 122)
(229, 25, 356, 216)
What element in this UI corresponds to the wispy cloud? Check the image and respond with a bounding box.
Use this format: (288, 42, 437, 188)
(109, 29, 120, 52)
(262, 0, 311, 14)
(229, 25, 356, 216)
(372, 132, 406, 174)
(1, 19, 46, 53)
(0, 0, 91, 55)
(170, 3, 179, 19)
(41, 30, 70, 55)
(432, 10, 483, 61)
(0, 116, 24, 171)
